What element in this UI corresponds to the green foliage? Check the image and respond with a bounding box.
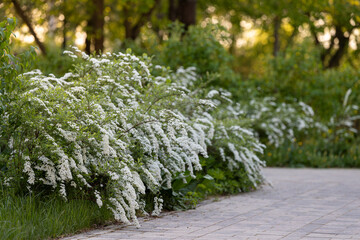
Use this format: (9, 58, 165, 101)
(0, 18, 36, 175)
(120, 23, 239, 88)
(156, 155, 257, 212)
(159, 24, 238, 88)
(160, 24, 231, 73)
(265, 138, 360, 168)
(246, 42, 360, 120)
(0, 17, 18, 94)
(1, 18, 35, 94)
(33, 47, 75, 76)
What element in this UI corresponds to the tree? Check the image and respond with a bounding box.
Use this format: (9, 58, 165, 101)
(168, 0, 197, 29)
(238, 0, 360, 67)
(123, 0, 161, 40)
(85, 0, 104, 54)
(11, 0, 47, 55)
(307, 0, 360, 68)
(177, 0, 197, 29)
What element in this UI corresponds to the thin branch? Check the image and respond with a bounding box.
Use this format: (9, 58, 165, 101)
(145, 92, 182, 113)
(121, 119, 159, 135)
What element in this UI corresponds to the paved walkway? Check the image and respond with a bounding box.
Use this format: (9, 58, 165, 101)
(64, 168, 360, 240)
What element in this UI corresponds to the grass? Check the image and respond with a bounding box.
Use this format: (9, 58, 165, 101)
(0, 191, 114, 240)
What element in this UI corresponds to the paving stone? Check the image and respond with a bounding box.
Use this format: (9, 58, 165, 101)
(63, 168, 360, 240)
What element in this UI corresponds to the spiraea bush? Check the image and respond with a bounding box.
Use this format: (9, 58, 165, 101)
(235, 97, 321, 147)
(0, 46, 267, 225)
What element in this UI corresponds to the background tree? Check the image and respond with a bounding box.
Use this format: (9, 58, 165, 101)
(85, 0, 104, 53)
(2, 0, 360, 69)
(10, 0, 47, 55)
(306, 0, 360, 68)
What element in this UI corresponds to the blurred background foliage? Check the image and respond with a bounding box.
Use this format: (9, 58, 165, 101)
(1, 0, 360, 168)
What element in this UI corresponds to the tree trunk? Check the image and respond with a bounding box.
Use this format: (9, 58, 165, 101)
(85, 18, 94, 54)
(177, 0, 197, 29)
(124, 0, 160, 40)
(124, 8, 133, 40)
(62, 1, 67, 50)
(229, 33, 236, 55)
(168, 0, 177, 21)
(273, 16, 281, 57)
(326, 26, 349, 69)
(84, 0, 104, 54)
(93, 0, 104, 53)
(62, 16, 67, 50)
(11, 0, 47, 55)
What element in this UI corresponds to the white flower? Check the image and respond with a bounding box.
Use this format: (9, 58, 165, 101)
(23, 160, 35, 185)
(102, 134, 110, 155)
(95, 190, 103, 208)
(152, 197, 163, 216)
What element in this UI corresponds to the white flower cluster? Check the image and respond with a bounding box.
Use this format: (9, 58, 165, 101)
(2, 48, 266, 225)
(151, 196, 163, 216)
(226, 97, 317, 147)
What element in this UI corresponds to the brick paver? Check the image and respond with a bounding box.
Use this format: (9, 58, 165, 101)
(63, 168, 360, 240)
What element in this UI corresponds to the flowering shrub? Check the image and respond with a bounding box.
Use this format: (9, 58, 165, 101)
(221, 96, 318, 147)
(0, 47, 266, 225)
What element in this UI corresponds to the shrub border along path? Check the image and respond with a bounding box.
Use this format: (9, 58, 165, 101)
(62, 168, 360, 240)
